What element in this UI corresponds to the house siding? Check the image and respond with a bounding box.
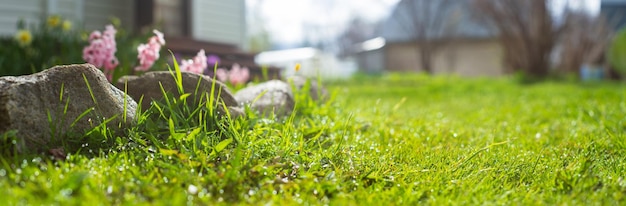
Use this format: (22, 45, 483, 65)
(601, 0, 626, 31)
(191, 0, 246, 47)
(386, 39, 504, 76)
(0, 0, 133, 36)
(82, 0, 134, 31)
(0, 0, 46, 35)
(356, 49, 385, 73)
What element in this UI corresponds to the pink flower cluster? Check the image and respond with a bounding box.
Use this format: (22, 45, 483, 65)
(216, 63, 250, 85)
(83, 24, 118, 80)
(135, 30, 165, 72)
(179, 49, 208, 74)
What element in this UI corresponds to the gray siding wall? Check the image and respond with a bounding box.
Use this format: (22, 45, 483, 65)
(191, 0, 246, 47)
(0, 0, 133, 36)
(82, 0, 134, 31)
(0, 0, 46, 34)
(1, 0, 244, 47)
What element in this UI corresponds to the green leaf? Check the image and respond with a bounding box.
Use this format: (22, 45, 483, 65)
(179, 93, 191, 101)
(186, 127, 202, 142)
(160, 149, 179, 156)
(168, 117, 175, 136)
(214, 138, 233, 153)
(169, 51, 184, 95)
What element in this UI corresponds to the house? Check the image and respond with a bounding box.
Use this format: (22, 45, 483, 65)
(0, 0, 279, 78)
(601, 0, 626, 31)
(355, 0, 504, 76)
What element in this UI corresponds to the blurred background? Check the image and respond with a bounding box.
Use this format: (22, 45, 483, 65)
(1, 0, 625, 81)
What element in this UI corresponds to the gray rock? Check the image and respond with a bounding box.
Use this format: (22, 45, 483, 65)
(116, 71, 243, 118)
(287, 76, 329, 102)
(0, 64, 137, 153)
(234, 80, 294, 117)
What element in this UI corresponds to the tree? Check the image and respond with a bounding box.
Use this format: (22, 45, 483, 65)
(473, 0, 564, 78)
(390, 0, 460, 73)
(559, 12, 612, 76)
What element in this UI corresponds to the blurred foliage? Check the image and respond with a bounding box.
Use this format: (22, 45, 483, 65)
(0, 16, 83, 76)
(0, 16, 168, 82)
(608, 28, 626, 77)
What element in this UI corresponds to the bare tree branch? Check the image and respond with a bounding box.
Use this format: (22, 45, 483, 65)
(473, 0, 564, 78)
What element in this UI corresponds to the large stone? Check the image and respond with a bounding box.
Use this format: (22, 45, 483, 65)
(0, 64, 137, 153)
(234, 80, 295, 117)
(116, 71, 243, 118)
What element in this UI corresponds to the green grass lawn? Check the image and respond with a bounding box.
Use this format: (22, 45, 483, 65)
(1, 73, 625, 205)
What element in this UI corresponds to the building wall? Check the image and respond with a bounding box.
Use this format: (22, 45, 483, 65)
(356, 49, 385, 73)
(191, 0, 246, 47)
(1, 0, 246, 47)
(0, 0, 134, 36)
(82, 0, 134, 31)
(601, 1, 626, 31)
(385, 39, 504, 76)
(0, 0, 47, 35)
(385, 42, 420, 72)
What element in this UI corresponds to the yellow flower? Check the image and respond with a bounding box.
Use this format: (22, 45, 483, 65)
(80, 32, 88, 41)
(14, 30, 33, 47)
(62, 20, 72, 31)
(47, 15, 61, 28)
(295, 63, 301, 72)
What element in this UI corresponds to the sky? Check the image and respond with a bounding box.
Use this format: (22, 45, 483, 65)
(246, 0, 400, 46)
(248, 0, 601, 48)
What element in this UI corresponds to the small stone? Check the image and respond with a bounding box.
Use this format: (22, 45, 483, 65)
(116, 71, 243, 118)
(0, 64, 137, 154)
(234, 80, 294, 117)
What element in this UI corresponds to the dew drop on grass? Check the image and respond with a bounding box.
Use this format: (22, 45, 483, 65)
(187, 184, 198, 195)
(0, 169, 5, 177)
(107, 185, 113, 194)
(60, 188, 74, 197)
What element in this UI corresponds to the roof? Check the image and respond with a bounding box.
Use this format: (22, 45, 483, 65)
(378, 0, 495, 43)
(601, 0, 626, 30)
(601, 0, 626, 5)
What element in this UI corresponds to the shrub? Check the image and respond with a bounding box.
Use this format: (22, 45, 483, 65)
(608, 28, 626, 76)
(0, 16, 83, 76)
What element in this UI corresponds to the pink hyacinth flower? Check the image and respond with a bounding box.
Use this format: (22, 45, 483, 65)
(214, 63, 250, 85)
(179, 49, 208, 74)
(228, 63, 250, 85)
(83, 24, 118, 81)
(215, 68, 228, 82)
(135, 30, 165, 72)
